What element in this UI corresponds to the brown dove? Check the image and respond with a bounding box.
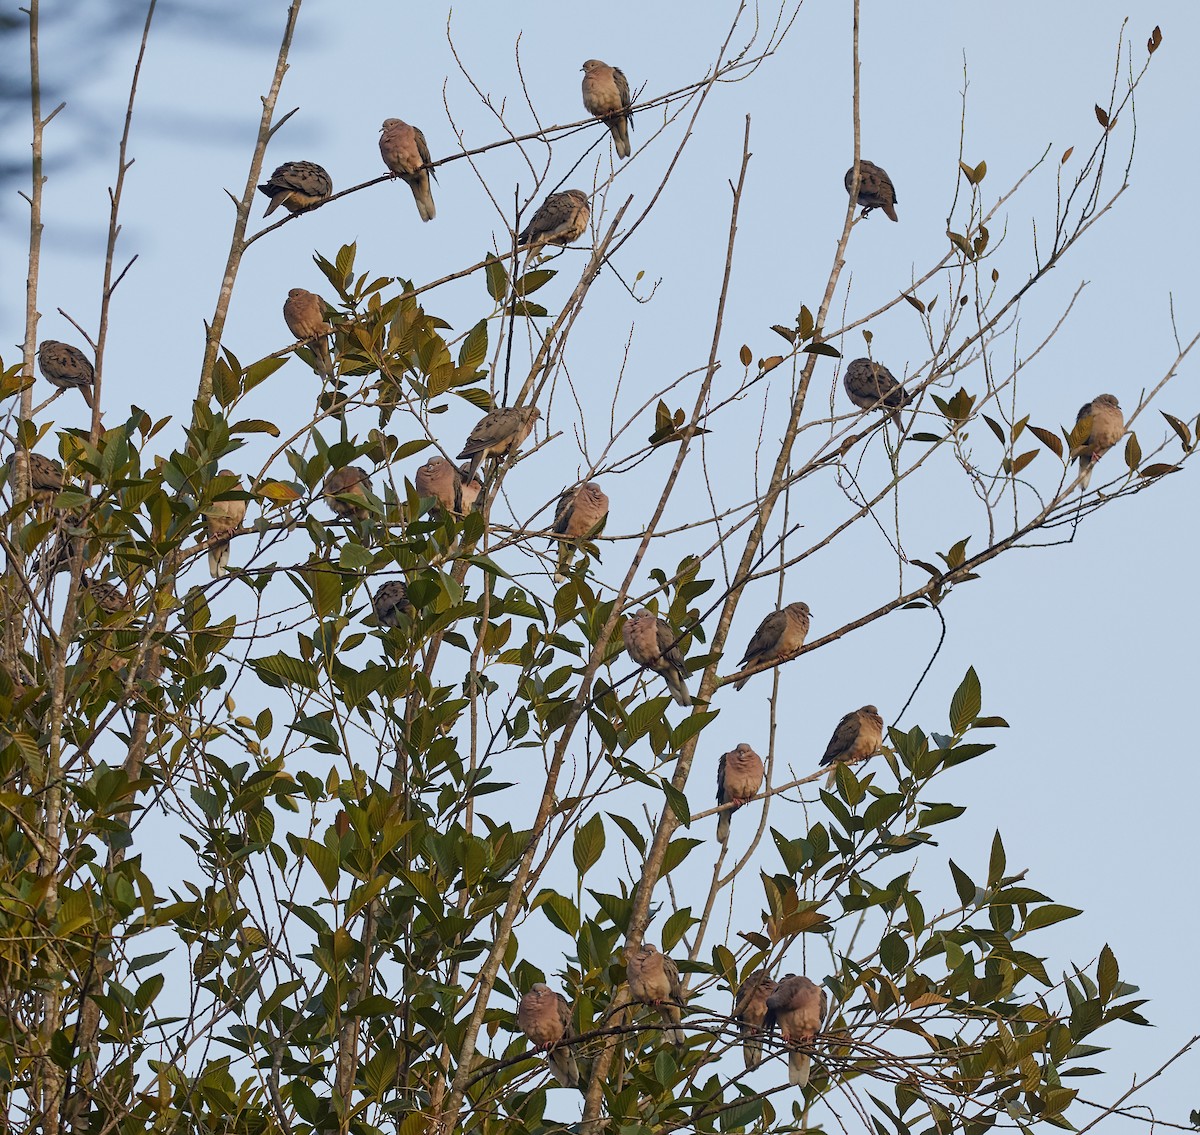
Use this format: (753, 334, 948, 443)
(82, 576, 129, 617)
(456, 405, 541, 482)
(820, 706, 884, 770)
(551, 481, 609, 581)
(622, 608, 691, 707)
(843, 358, 910, 426)
(582, 59, 632, 159)
(734, 602, 810, 690)
(38, 340, 95, 408)
(716, 743, 765, 844)
(373, 580, 413, 628)
(1072, 393, 1124, 489)
(844, 160, 898, 221)
(283, 288, 334, 380)
(257, 161, 332, 217)
(379, 118, 436, 222)
(519, 190, 591, 256)
(626, 943, 685, 1049)
(733, 969, 778, 1071)
(458, 464, 483, 513)
(323, 466, 373, 521)
(517, 983, 580, 1088)
(765, 974, 827, 1087)
(206, 469, 248, 578)
(5, 450, 64, 507)
(413, 456, 481, 516)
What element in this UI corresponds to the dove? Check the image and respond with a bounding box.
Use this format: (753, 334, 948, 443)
(734, 602, 810, 690)
(733, 969, 779, 1071)
(519, 190, 591, 257)
(551, 481, 609, 581)
(379, 118, 436, 222)
(206, 469, 248, 578)
(323, 466, 373, 521)
(38, 340, 95, 408)
(456, 406, 541, 482)
(765, 974, 827, 1087)
(413, 456, 481, 516)
(582, 59, 633, 159)
(622, 608, 691, 707)
(457, 464, 483, 513)
(844, 160, 898, 221)
(1072, 394, 1124, 490)
(716, 744, 765, 844)
(518, 983, 580, 1088)
(843, 358, 910, 426)
(82, 576, 128, 616)
(820, 706, 884, 770)
(257, 160, 332, 217)
(283, 288, 334, 380)
(626, 943, 685, 1049)
(5, 450, 64, 507)
(373, 580, 413, 628)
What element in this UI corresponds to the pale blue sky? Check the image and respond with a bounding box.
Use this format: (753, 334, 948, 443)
(3, 0, 1197, 1127)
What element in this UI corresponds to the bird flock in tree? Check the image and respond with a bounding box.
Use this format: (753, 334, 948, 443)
(8, 52, 1132, 1101)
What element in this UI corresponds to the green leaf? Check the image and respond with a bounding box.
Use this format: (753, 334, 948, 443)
(949, 667, 981, 734)
(484, 254, 509, 301)
(1023, 904, 1083, 933)
(662, 780, 691, 827)
(949, 859, 977, 907)
(572, 813, 605, 876)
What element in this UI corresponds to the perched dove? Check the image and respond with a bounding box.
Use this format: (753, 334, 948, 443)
(843, 358, 910, 426)
(323, 466, 373, 521)
(373, 580, 413, 628)
(518, 983, 580, 1089)
(257, 161, 332, 217)
(820, 706, 884, 769)
(734, 602, 810, 690)
(844, 160, 898, 221)
(456, 406, 541, 482)
(733, 970, 779, 1071)
(283, 288, 334, 380)
(413, 456, 481, 516)
(206, 469, 248, 578)
(765, 974, 827, 1087)
(622, 608, 691, 707)
(1072, 393, 1124, 490)
(379, 118, 436, 222)
(716, 744, 765, 844)
(519, 190, 591, 256)
(82, 576, 128, 616)
(551, 481, 609, 581)
(582, 60, 633, 159)
(626, 943, 685, 1049)
(38, 340, 95, 408)
(5, 450, 64, 507)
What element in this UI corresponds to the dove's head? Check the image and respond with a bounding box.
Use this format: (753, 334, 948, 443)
(861, 705, 880, 716)
(788, 601, 811, 617)
(529, 982, 550, 995)
(1095, 393, 1121, 409)
(581, 59, 606, 73)
(380, 118, 403, 132)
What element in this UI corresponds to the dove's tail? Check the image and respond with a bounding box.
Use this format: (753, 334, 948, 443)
(743, 1032, 764, 1071)
(209, 540, 231, 579)
(789, 1050, 811, 1088)
(549, 1046, 580, 1089)
(661, 1005, 685, 1050)
(409, 174, 436, 222)
(665, 669, 692, 708)
(716, 810, 732, 845)
(882, 203, 898, 222)
(611, 118, 631, 160)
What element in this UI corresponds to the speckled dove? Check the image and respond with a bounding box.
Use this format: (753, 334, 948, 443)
(323, 466, 373, 521)
(519, 190, 591, 256)
(820, 705, 884, 770)
(844, 160, 898, 221)
(733, 969, 779, 1070)
(734, 602, 810, 690)
(373, 580, 413, 628)
(582, 59, 632, 159)
(38, 340, 95, 408)
(379, 118, 436, 222)
(5, 450, 64, 507)
(843, 358, 910, 426)
(518, 983, 580, 1088)
(716, 743, 765, 844)
(456, 406, 541, 482)
(283, 288, 334, 380)
(257, 161, 332, 217)
(626, 943, 685, 1049)
(1072, 393, 1124, 489)
(622, 608, 691, 707)
(82, 576, 129, 617)
(551, 481, 608, 581)
(206, 469, 248, 578)
(765, 974, 827, 1087)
